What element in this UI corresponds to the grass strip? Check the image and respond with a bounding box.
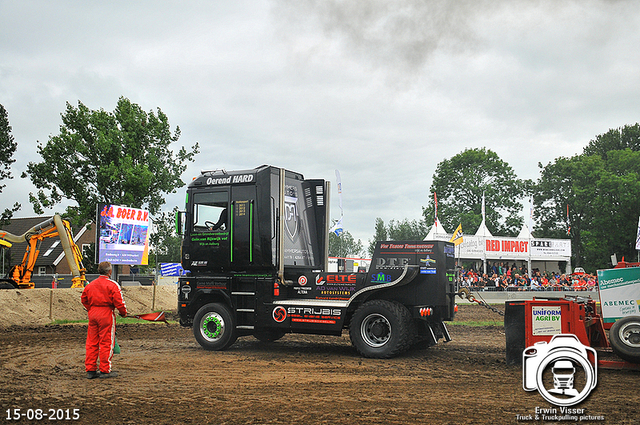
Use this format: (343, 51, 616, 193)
(448, 320, 504, 327)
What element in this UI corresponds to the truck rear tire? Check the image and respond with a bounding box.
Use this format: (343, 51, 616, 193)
(349, 299, 414, 358)
(193, 303, 237, 351)
(609, 315, 640, 363)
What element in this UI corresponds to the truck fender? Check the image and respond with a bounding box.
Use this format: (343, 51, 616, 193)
(190, 290, 233, 317)
(346, 265, 419, 308)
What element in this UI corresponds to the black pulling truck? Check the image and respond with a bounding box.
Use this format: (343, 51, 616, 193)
(177, 165, 457, 358)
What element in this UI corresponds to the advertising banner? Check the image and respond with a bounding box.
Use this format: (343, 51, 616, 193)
(597, 267, 640, 323)
(97, 204, 150, 265)
(427, 233, 571, 260)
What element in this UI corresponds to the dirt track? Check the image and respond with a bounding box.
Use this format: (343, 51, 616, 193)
(1, 305, 638, 424)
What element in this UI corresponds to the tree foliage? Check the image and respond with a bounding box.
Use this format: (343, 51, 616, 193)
(328, 227, 365, 258)
(367, 217, 427, 256)
(423, 148, 528, 237)
(0, 104, 20, 225)
(367, 217, 388, 256)
(149, 207, 182, 266)
(583, 123, 640, 158)
(0, 104, 16, 189)
(536, 124, 640, 272)
(535, 154, 599, 267)
(24, 97, 199, 225)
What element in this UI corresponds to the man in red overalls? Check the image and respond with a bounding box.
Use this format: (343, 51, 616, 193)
(81, 261, 127, 379)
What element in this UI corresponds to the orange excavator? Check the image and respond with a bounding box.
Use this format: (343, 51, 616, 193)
(0, 214, 86, 289)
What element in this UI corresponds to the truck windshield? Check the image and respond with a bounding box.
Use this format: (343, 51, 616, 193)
(193, 191, 229, 232)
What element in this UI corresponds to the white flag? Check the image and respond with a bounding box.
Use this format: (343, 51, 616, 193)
(329, 216, 343, 236)
(330, 170, 344, 236)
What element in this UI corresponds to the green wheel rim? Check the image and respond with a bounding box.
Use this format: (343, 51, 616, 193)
(201, 312, 225, 342)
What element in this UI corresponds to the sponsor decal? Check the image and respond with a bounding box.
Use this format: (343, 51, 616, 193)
(444, 244, 455, 257)
(205, 174, 254, 186)
(532, 306, 562, 336)
(315, 274, 357, 299)
(597, 267, 640, 321)
(284, 186, 299, 241)
(379, 243, 434, 250)
(196, 285, 226, 290)
(316, 274, 357, 284)
(284, 306, 343, 325)
(375, 257, 410, 269)
(272, 306, 287, 323)
(371, 272, 392, 283)
(486, 239, 529, 253)
(286, 307, 342, 316)
(298, 275, 308, 286)
(420, 255, 437, 266)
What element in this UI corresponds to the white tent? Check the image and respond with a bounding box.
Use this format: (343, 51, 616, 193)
(475, 219, 493, 237)
(517, 224, 532, 239)
(425, 218, 448, 240)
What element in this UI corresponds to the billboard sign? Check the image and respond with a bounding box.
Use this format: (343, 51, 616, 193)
(597, 266, 640, 323)
(97, 204, 150, 265)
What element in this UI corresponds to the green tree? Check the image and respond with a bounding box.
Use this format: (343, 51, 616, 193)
(584, 149, 640, 269)
(535, 154, 599, 269)
(328, 228, 365, 258)
(583, 123, 640, 158)
(368, 217, 388, 256)
(367, 217, 427, 256)
(23, 97, 199, 225)
(424, 148, 528, 237)
(0, 104, 20, 225)
(81, 243, 99, 274)
(387, 218, 428, 241)
(149, 208, 182, 267)
(536, 131, 640, 272)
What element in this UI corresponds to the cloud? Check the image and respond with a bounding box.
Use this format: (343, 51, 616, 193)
(1, 0, 639, 245)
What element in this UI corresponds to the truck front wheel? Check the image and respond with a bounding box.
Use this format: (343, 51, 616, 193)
(609, 315, 640, 363)
(193, 303, 237, 351)
(349, 300, 414, 358)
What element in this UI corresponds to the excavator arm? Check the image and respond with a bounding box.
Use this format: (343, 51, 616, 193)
(0, 214, 87, 289)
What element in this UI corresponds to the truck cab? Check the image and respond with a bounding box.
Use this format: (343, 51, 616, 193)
(177, 165, 456, 358)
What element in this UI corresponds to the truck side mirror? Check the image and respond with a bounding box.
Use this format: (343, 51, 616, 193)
(175, 211, 186, 236)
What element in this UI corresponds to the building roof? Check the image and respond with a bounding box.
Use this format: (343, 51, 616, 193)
(0, 216, 89, 267)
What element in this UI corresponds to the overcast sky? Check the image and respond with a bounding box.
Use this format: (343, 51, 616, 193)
(2, 0, 639, 244)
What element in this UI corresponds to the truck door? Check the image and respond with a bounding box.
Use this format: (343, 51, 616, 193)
(187, 190, 231, 271)
(230, 185, 257, 267)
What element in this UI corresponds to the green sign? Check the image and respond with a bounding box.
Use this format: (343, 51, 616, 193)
(597, 267, 640, 322)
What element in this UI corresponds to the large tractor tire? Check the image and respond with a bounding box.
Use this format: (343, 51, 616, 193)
(193, 303, 237, 351)
(609, 316, 640, 363)
(349, 299, 414, 359)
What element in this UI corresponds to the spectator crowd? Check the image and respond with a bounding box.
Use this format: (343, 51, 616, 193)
(457, 262, 598, 292)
